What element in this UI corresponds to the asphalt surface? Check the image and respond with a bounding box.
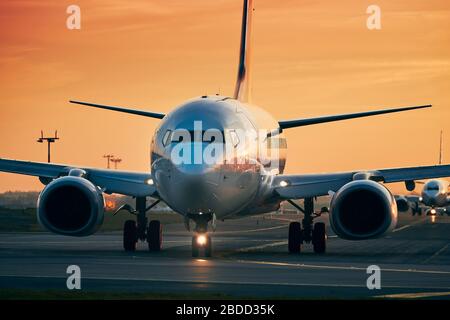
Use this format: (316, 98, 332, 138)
(1, 213, 450, 299)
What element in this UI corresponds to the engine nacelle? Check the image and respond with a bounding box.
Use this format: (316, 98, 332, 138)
(394, 195, 410, 212)
(37, 176, 105, 236)
(329, 180, 398, 240)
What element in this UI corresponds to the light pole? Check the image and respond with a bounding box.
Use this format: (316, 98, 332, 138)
(111, 158, 122, 170)
(37, 130, 59, 163)
(103, 154, 114, 169)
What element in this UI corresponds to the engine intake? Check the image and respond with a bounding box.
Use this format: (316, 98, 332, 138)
(37, 176, 104, 236)
(329, 180, 397, 240)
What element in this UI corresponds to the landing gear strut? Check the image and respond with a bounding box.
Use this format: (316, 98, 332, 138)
(287, 197, 327, 254)
(412, 202, 422, 216)
(122, 197, 162, 252)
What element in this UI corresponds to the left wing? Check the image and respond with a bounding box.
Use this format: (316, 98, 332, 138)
(0, 158, 156, 197)
(273, 164, 450, 199)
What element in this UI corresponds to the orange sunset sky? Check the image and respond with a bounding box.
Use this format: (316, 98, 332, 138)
(0, 0, 449, 193)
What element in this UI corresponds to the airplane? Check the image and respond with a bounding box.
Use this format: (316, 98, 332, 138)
(396, 179, 450, 216)
(1, 0, 450, 257)
(396, 131, 450, 216)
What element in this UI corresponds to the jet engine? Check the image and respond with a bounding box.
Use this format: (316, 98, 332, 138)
(394, 195, 410, 212)
(329, 180, 398, 240)
(37, 176, 105, 236)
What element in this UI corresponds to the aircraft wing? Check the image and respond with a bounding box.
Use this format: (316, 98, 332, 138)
(0, 158, 156, 198)
(404, 195, 421, 203)
(273, 164, 450, 200)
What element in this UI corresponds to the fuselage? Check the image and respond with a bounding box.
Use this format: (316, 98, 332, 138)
(151, 96, 287, 220)
(421, 179, 450, 207)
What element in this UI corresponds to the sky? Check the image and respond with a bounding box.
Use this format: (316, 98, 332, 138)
(0, 0, 449, 193)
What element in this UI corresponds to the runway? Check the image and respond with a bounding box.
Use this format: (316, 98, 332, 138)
(1, 213, 450, 299)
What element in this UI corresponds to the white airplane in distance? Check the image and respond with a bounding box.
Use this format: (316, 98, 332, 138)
(396, 131, 450, 216)
(1, 0, 450, 257)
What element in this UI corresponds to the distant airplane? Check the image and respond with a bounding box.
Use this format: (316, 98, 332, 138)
(1, 0, 450, 257)
(396, 131, 450, 216)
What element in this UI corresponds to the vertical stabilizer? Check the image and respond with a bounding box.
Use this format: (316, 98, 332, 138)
(439, 130, 444, 165)
(233, 0, 254, 103)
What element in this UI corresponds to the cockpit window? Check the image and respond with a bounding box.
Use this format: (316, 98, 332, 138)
(169, 129, 224, 144)
(426, 184, 439, 191)
(162, 130, 172, 146)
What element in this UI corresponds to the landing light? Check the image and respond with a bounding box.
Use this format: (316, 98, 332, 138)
(197, 234, 207, 246)
(146, 178, 154, 185)
(279, 180, 289, 187)
(430, 209, 437, 215)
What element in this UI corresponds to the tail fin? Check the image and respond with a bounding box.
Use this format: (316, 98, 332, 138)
(233, 0, 254, 103)
(439, 130, 443, 165)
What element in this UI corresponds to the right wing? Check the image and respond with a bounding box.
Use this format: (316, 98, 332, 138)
(70, 100, 165, 119)
(0, 158, 157, 198)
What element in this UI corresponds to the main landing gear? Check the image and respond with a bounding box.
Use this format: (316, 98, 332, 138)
(287, 197, 327, 254)
(120, 197, 163, 252)
(411, 202, 422, 216)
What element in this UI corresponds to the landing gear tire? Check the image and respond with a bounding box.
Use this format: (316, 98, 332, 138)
(192, 236, 200, 257)
(192, 234, 211, 257)
(123, 220, 137, 252)
(288, 222, 302, 254)
(147, 220, 163, 252)
(312, 222, 326, 254)
(204, 235, 212, 257)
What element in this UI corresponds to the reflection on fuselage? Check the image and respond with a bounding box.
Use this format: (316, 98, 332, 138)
(151, 96, 287, 219)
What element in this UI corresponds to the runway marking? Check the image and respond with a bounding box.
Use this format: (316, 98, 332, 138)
(262, 216, 298, 223)
(237, 241, 287, 252)
(234, 259, 450, 275)
(237, 237, 337, 252)
(375, 291, 450, 299)
(2, 274, 450, 291)
(393, 217, 428, 233)
(422, 243, 450, 264)
(393, 225, 411, 232)
(215, 224, 288, 234)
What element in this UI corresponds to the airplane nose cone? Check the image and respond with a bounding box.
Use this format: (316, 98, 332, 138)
(183, 175, 207, 196)
(422, 192, 438, 206)
(170, 162, 222, 215)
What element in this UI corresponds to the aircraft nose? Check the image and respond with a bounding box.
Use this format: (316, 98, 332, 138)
(423, 192, 437, 205)
(166, 151, 223, 214)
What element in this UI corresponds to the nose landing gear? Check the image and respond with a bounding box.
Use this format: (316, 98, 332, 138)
(287, 198, 327, 254)
(189, 214, 214, 257)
